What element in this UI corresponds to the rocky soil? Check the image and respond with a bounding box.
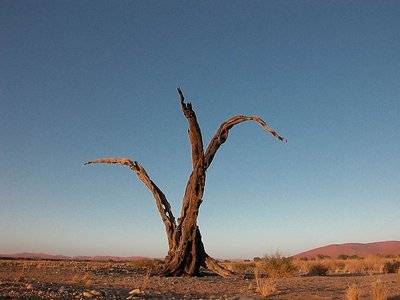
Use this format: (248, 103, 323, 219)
(1, 259, 400, 299)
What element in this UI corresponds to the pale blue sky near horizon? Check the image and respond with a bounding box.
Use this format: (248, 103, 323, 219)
(1, 0, 399, 259)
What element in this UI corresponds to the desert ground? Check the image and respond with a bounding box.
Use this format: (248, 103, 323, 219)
(1, 258, 400, 299)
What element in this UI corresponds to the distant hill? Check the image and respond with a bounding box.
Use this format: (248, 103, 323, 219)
(0, 252, 71, 260)
(0, 252, 150, 261)
(293, 241, 400, 259)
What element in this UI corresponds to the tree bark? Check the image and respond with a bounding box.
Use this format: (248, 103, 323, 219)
(84, 88, 286, 277)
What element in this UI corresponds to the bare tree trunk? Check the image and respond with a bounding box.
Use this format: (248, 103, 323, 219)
(84, 88, 286, 277)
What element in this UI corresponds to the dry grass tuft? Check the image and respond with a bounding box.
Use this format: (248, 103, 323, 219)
(254, 267, 278, 297)
(346, 284, 361, 300)
(372, 279, 387, 300)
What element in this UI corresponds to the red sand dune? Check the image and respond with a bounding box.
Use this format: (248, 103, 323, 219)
(293, 241, 400, 259)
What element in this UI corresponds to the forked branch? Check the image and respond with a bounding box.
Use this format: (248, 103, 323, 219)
(205, 115, 287, 169)
(84, 158, 176, 247)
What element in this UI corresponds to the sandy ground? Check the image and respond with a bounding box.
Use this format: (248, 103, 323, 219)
(1, 259, 400, 299)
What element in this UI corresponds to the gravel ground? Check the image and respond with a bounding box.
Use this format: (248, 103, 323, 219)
(1, 259, 400, 299)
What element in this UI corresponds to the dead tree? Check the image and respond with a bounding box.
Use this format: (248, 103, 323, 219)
(84, 88, 286, 277)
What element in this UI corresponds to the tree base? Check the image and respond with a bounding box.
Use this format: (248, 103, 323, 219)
(157, 229, 234, 277)
(157, 254, 234, 278)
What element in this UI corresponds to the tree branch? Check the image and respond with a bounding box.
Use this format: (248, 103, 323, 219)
(177, 88, 206, 226)
(84, 158, 176, 247)
(204, 255, 235, 278)
(204, 115, 287, 170)
(178, 87, 205, 169)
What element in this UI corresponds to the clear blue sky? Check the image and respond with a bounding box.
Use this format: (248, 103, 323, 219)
(1, 0, 399, 259)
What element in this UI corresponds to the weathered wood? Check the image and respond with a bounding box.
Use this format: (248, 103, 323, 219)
(161, 88, 211, 276)
(205, 115, 287, 170)
(84, 88, 286, 277)
(83, 158, 176, 249)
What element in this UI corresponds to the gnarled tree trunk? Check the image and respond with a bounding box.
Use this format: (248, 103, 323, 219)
(84, 88, 286, 277)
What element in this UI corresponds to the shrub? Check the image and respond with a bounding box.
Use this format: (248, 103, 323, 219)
(383, 261, 400, 273)
(299, 257, 308, 261)
(307, 263, 329, 276)
(316, 254, 331, 260)
(256, 252, 297, 278)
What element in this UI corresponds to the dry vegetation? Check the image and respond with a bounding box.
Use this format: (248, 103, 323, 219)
(222, 253, 400, 299)
(294, 254, 400, 276)
(222, 253, 400, 277)
(1, 255, 400, 299)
